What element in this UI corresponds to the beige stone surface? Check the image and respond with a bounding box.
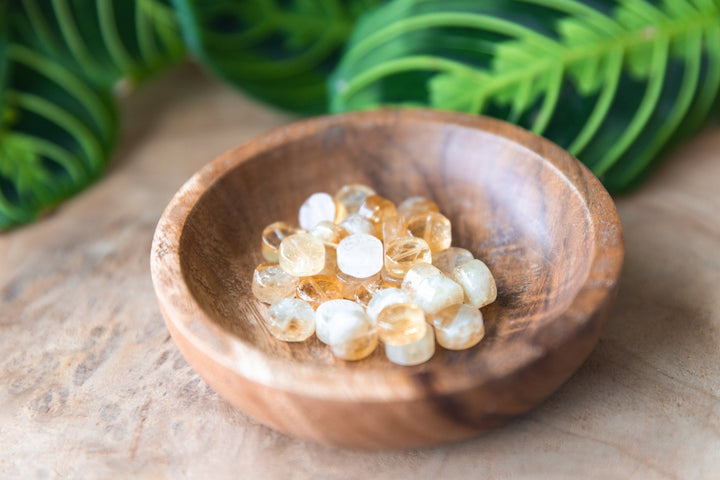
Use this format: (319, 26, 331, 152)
(1, 65, 719, 479)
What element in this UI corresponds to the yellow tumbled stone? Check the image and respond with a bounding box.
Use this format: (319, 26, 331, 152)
(453, 259, 497, 308)
(327, 308, 378, 360)
(261, 221, 301, 263)
(407, 211, 452, 252)
(251, 263, 299, 304)
(432, 247, 474, 276)
(296, 274, 344, 309)
(430, 304, 485, 350)
(266, 298, 315, 341)
(278, 232, 325, 277)
(381, 216, 407, 244)
(357, 194, 397, 234)
(377, 302, 427, 346)
(311, 221, 348, 248)
(385, 322, 435, 366)
(384, 236, 432, 279)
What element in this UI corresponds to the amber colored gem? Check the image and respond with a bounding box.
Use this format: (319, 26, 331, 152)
(384, 236, 432, 279)
(296, 274, 344, 309)
(262, 221, 301, 262)
(397, 196, 438, 220)
(407, 211, 452, 252)
(377, 302, 427, 346)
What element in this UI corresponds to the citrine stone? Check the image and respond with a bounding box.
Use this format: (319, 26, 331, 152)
(266, 298, 315, 342)
(336, 271, 365, 300)
(453, 259, 497, 308)
(384, 236, 432, 278)
(401, 262, 441, 297)
(407, 211, 452, 252)
(432, 247, 474, 276)
(431, 304, 485, 350)
(339, 214, 376, 236)
(311, 221, 348, 248)
(377, 302, 427, 346)
(381, 216, 407, 244)
(327, 308, 378, 360)
(296, 274, 344, 309)
(298, 192, 339, 230)
(318, 246, 338, 276)
(397, 196, 438, 220)
(251, 263, 299, 304)
(334, 184, 375, 221)
(366, 287, 411, 322)
(315, 299, 365, 344)
(353, 276, 383, 307)
(357, 194, 397, 232)
(408, 273, 464, 315)
(261, 221, 301, 263)
(385, 323, 435, 366)
(278, 232, 325, 277)
(336, 234, 384, 278)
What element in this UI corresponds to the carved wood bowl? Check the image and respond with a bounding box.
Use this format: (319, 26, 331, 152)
(150, 109, 623, 449)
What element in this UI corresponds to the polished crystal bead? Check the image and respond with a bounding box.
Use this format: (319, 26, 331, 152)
(366, 287, 411, 322)
(266, 298, 315, 342)
(336, 271, 365, 300)
(251, 263, 299, 304)
(453, 259, 497, 308)
(339, 214, 376, 236)
(327, 308, 378, 360)
(296, 274, 344, 309)
(315, 299, 365, 344)
(408, 273, 464, 315)
(385, 322, 435, 366)
(336, 233, 384, 278)
(311, 221, 348, 248)
(384, 236, 432, 279)
(432, 247, 474, 276)
(354, 276, 383, 307)
(401, 262, 441, 297)
(431, 304, 485, 350)
(381, 216, 407, 244)
(278, 232, 326, 277)
(298, 192, 339, 230)
(407, 211, 452, 252)
(318, 246, 338, 276)
(380, 269, 404, 288)
(397, 196, 438, 220)
(357, 195, 397, 233)
(334, 184, 375, 221)
(261, 221, 301, 263)
(377, 302, 427, 346)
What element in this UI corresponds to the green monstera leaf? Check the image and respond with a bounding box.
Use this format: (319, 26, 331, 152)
(0, 0, 184, 229)
(173, 0, 382, 113)
(330, 0, 720, 192)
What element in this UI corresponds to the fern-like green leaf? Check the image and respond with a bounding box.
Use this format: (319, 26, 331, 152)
(330, 0, 720, 192)
(0, 1, 184, 229)
(172, 0, 382, 113)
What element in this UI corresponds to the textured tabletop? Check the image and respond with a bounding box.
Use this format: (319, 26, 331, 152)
(1, 65, 719, 479)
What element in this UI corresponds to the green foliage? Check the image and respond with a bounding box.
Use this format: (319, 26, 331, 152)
(0, 0, 184, 229)
(172, 0, 382, 113)
(330, 0, 720, 191)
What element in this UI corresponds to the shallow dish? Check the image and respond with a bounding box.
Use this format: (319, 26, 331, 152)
(150, 109, 623, 449)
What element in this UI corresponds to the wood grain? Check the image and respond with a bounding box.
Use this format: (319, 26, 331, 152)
(150, 108, 623, 448)
(1, 65, 718, 477)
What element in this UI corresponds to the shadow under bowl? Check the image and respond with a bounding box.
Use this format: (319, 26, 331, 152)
(151, 108, 623, 449)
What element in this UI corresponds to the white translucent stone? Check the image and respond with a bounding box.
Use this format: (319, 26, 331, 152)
(401, 262, 441, 296)
(432, 247, 474, 276)
(266, 298, 315, 342)
(366, 288, 410, 322)
(431, 304, 485, 350)
(385, 323, 435, 366)
(336, 234, 384, 278)
(298, 192, 337, 230)
(327, 308, 378, 361)
(453, 259, 498, 308)
(410, 273, 464, 315)
(315, 299, 365, 344)
(340, 214, 376, 236)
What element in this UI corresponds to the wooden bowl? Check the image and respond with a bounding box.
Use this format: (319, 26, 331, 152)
(150, 109, 623, 449)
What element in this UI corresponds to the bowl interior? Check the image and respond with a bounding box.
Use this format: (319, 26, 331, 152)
(178, 114, 595, 371)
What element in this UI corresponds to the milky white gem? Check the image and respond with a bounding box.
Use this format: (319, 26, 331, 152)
(385, 323, 435, 366)
(453, 259, 497, 308)
(299, 192, 336, 230)
(366, 288, 410, 322)
(336, 234, 383, 278)
(315, 299, 365, 344)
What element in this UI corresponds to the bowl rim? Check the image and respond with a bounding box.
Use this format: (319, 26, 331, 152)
(150, 108, 624, 402)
